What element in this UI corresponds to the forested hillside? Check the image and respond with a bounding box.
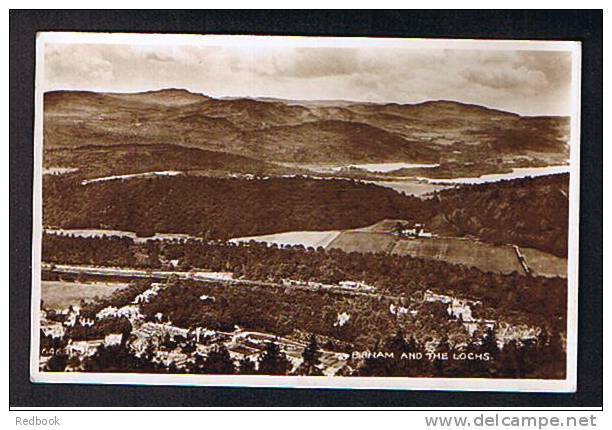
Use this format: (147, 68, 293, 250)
(429, 174, 569, 256)
(43, 173, 569, 256)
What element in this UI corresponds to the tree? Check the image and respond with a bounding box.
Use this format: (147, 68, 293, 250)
(481, 326, 499, 361)
(499, 339, 524, 378)
(461, 326, 500, 377)
(161, 333, 177, 350)
(354, 341, 389, 376)
(537, 329, 564, 366)
(386, 329, 409, 355)
(198, 345, 235, 375)
(294, 335, 323, 376)
(167, 362, 184, 374)
(45, 352, 68, 372)
(303, 335, 321, 366)
(40, 330, 67, 354)
(181, 339, 197, 354)
(433, 335, 452, 377)
(258, 341, 290, 375)
(383, 329, 414, 376)
(546, 331, 566, 378)
(84, 344, 160, 373)
(238, 357, 257, 375)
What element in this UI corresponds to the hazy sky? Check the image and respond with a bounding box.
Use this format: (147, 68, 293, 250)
(43, 42, 573, 116)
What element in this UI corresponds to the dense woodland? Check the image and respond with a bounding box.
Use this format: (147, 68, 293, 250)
(43, 173, 569, 256)
(430, 173, 569, 256)
(43, 175, 430, 238)
(44, 144, 293, 179)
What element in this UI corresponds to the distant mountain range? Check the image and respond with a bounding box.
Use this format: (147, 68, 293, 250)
(43, 88, 570, 165)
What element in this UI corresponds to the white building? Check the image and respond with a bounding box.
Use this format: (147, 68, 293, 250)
(133, 283, 163, 304)
(66, 339, 102, 358)
(104, 333, 123, 346)
(334, 312, 351, 327)
(339, 280, 376, 292)
(96, 305, 142, 321)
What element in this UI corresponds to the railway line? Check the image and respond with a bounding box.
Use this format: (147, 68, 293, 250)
(41, 262, 406, 301)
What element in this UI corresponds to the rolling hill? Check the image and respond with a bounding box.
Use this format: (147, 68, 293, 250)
(43, 89, 569, 165)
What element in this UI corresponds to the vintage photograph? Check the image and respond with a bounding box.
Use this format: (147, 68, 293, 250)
(30, 33, 580, 391)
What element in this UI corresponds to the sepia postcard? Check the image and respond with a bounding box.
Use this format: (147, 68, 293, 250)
(30, 32, 581, 392)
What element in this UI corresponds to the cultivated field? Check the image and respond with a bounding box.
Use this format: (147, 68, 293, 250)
(391, 237, 525, 275)
(521, 247, 568, 278)
(230, 230, 341, 249)
(352, 219, 409, 233)
(327, 231, 396, 254)
(228, 218, 568, 277)
(41, 280, 129, 309)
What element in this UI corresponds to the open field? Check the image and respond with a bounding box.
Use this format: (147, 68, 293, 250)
(45, 228, 199, 243)
(41, 280, 129, 309)
(521, 247, 568, 278)
(352, 219, 408, 233)
(327, 231, 396, 254)
(229, 230, 340, 248)
(233, 218, 567, 277)
(327, 225, 526, 275)
(391, 237, 525, 275)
